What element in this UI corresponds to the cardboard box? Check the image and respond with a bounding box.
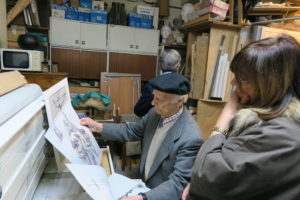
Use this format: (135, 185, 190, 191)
(140, 14, 152, 29)
(78, 7, 91, 21)
(0, 71, 28, 96)
(7, 27, 26, 41)
(51, 5, 66, 19)
(92, 0, 104, 10)
(65, 7, 79, 20)
(136, 5, 154, 16)
(128, 13, 141, 27)
(80, 0, 92, 9)
(198, 0, 229, 19)
(90, 10, 107, 24)
(71, 0, 79, 7)
(199, 0, 228, 10)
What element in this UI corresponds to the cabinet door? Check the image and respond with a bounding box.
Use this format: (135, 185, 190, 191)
(100, 72, 140, 114)
(51, 18, 81, 48)
(109, 52, 157, 81)
(107, 25, 135, 53)
(52, 48, 81, 78)
(80, 23, 107, 50)
(134, 29, 159, 54)
(80, 50, 107, 79)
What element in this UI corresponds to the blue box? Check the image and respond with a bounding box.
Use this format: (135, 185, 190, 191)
(65, 7, 79, 20)
(128, 13, 143, 27)
(140, 14, 153, 29)
(78, 11, 90, 22)
(80, 0, 92, 9)
(90, 10, 107, 24)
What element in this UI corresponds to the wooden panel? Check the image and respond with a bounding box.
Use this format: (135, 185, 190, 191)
(21, 72, 68, 90)
(190, 35, 209, 99)
(100, 72, 140, 114)
(51, 48, 106, 79)
(51, 48, 81, 78)
(80, 51, 106, 79)
(196, 100, 225, 140)
(109, 52, 156, 81)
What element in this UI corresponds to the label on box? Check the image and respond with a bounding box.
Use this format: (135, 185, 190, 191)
(92, 0, 104, 10)
(136, 5, 154, 16)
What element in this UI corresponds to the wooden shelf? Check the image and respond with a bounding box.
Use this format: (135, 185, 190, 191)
(248, 7, 300, 16)
(160, 43, 187, 49)
(181, 14, 241, 32)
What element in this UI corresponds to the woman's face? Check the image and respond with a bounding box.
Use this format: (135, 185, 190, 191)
(231, 76, 257, 106)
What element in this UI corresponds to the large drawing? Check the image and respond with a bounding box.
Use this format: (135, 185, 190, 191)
(43, 78, 101, 165)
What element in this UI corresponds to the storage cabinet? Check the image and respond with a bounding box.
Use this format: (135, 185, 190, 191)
(100, 72, 141, 115)
(50, 18, 158, 80)
(108, 25, 159, 55)
(50, 18, 107, 50)
(51, 48, 107, 79)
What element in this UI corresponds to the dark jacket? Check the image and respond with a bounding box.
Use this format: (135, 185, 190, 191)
(134, 83, 153, 117)
(188, 98, 300, 200)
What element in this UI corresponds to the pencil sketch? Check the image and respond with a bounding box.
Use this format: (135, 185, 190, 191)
(44, 78, 102, 165)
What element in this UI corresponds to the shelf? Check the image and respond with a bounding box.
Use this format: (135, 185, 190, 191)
(160, 43, 187, 49)
(248, 7, 300, 16)
(26, 25, 49, 32)
(181, 14, 241, 32)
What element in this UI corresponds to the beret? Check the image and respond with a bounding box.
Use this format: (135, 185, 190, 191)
(149, 73, 191, 95)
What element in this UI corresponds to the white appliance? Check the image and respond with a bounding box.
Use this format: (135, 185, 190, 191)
(0, 48, 44, 72)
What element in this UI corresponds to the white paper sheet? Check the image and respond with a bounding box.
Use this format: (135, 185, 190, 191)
(66, 164, 150, 200)
(43, 78, 102, 165)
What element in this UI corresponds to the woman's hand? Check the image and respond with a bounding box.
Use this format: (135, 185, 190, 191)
(121, 195, 143, 200)
(80, 117, 103, 133)
(182, 183, 190, 200)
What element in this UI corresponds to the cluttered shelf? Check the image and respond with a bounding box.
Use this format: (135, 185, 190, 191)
(248, 7, 300, 16)
(181, 14, 241, 32)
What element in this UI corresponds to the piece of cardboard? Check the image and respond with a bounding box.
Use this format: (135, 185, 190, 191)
(0, 71, 28, 96)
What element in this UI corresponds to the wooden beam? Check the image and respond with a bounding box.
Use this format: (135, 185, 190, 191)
(7, 0, 33, 25)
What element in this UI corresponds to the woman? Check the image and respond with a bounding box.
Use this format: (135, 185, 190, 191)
(183, 34, 300, 200)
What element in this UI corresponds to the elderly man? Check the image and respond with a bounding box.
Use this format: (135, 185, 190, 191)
(134, 49, 181, 117)
(80, 73, 203, 200)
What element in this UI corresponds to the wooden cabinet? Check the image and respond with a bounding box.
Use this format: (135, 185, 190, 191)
(182, 14, 242, 139)
(21, 72, 68, 90)
(109, 52, 157, 81)
(51, 48, 106, 79)
(50, 18, 107, 50)
(100, 72, 141, 115)
(107, 25, 159, 55)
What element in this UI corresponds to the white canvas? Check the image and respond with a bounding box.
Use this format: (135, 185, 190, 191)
(66, 164, 150, 200)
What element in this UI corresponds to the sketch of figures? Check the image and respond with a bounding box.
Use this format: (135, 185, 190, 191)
(70, 129, 97, 165)
(44, 78, 102, 165)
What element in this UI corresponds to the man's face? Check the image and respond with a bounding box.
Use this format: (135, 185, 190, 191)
(151, 90, 180, 118)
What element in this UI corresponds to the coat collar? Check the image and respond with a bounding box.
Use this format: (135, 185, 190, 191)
(140, 108, 188, 181)
(229, 97, 300, 136)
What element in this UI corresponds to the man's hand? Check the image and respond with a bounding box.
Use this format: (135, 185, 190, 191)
(121, 195, 143, 200)
(80, 117, 103, 133)
(182, 183, 190, 200)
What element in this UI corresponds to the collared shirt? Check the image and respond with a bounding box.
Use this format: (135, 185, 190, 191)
(161, 106, 183, 127)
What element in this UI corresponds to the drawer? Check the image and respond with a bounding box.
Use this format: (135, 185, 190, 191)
(1, 135, 46, 200)
(0, 111, 44, 188)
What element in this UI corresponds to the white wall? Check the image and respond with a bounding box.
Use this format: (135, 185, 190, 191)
(0, 0, 7, 48)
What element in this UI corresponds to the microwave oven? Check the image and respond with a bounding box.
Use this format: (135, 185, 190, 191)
(0, 48, 44, 71)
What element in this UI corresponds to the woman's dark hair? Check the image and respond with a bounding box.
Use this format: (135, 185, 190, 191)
(230, 34, 300, 119)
